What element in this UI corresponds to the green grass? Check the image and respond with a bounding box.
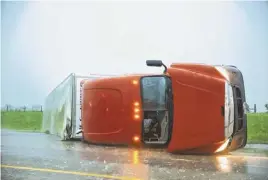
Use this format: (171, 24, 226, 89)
(247, 113, 268, 144)
(1, 111, 268, 144)
(1, 111, 42, 131)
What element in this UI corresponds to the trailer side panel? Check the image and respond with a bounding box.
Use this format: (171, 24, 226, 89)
(42, 73, 74, 140)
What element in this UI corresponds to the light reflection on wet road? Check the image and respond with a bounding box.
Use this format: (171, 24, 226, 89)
(1, 129, 268, 180)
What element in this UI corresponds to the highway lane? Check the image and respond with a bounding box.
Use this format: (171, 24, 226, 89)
(1, 129, 268, 180)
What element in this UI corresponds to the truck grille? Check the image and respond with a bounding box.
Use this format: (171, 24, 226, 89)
(235, 87, 243, 131)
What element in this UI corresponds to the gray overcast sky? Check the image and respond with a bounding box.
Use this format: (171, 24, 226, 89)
(1, 1, 268, 111)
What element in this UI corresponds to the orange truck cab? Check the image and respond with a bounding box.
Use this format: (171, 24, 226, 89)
(81, 60, 247, 154)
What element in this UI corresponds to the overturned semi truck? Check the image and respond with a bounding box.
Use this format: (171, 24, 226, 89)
(43, 61, 247, 154)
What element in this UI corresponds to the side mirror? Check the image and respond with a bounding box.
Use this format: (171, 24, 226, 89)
(146, 60, 163, 67)
(146, 60, 167, 73)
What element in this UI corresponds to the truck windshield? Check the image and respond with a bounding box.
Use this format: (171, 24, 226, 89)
(141, 76, 166, 110)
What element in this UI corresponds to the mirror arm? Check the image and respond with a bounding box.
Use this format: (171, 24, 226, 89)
(162, 64, 167, 74)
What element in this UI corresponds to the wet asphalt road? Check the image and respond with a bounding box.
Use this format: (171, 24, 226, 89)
(1, 129, 268, 180)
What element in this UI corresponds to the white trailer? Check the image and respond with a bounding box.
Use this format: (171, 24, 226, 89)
(42, 73, 114, 140)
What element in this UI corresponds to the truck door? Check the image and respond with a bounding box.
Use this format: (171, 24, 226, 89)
(140, 76, 173, 145)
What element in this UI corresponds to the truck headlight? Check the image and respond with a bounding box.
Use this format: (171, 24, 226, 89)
(224, 81, 235, 139)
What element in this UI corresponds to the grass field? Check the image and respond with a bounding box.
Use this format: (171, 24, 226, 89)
(247, 113, 268, 144)
(1, 111, 42, 131)
(1, 111, 268, 143)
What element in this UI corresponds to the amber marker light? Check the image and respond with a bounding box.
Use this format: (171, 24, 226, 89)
(133, 101, 141, 120)
(133, 136, 140, 142)
(134, 114, 140, 120)
(132, 80, 138, 85)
